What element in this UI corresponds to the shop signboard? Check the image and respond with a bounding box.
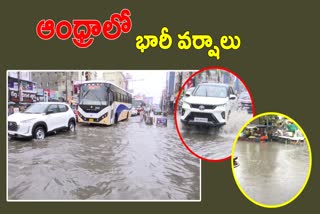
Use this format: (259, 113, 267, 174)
(9, 89, 19, 103)
(22, 92, 37, 103)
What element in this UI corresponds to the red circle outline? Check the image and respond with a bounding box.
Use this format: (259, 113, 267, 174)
(174, 66, 256, 162)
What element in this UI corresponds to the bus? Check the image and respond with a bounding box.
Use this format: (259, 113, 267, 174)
(77, 81, 132, 125)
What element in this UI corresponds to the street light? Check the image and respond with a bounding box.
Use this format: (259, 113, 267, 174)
(126, 78, 144, 92)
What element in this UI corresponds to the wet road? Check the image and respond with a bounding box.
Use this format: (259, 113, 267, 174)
(234, 141, 310, 206)
(8, 115, 200, 200)
(177, 110, 252, 160)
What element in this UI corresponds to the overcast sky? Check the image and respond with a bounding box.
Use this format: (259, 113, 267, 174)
(124, 70, 167, 104)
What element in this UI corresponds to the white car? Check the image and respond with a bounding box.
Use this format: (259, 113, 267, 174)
(183, 87, 195, 102)
(8, 102, 76, 140)
(131, 107, 138, 116)
(180, 83, 237, 127)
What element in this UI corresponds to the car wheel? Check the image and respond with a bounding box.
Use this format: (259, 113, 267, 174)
(68, 120, 76, 132)
(180, 121, 190, 130)
(33, 126, 46, 140)
(9, 136, 16, 141)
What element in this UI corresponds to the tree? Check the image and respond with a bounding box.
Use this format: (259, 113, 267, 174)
(258, 115, 280, 126)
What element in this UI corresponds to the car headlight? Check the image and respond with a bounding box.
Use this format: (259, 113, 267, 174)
(218, 103, 227, 108)
(183, 101, 191, 106)
(182, 103, 191, 110)
(20, 118, 37, 124)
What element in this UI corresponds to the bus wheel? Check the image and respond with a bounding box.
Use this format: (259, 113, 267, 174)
(115, 114, 118, 123)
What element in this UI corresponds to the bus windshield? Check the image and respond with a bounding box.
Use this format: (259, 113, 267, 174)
(79, 83, 108, 105)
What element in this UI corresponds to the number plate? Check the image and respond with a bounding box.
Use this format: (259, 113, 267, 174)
(194, 117, 208, 122)
(89, 118, 94, 122)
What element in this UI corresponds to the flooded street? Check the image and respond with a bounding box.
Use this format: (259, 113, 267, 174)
(178, 111, 252, 160)
(8, 115, 200, 200)
(234, 141, 310, 205)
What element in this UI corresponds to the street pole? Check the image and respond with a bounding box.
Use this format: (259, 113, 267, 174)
(18, 71, 20, 107)
(65, 72, 68, 103)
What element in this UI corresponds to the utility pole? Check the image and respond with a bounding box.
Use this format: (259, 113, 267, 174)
(179, 72, 183, 90)
(65, 72, 68, 103)
(126, 78, 144, 93)
(18, 71, 21, 107)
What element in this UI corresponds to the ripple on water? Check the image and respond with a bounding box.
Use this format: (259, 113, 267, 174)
(8, 116, 200, 200)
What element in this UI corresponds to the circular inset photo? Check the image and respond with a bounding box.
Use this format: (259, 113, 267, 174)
(231, 112, 312, 208)
(174, 66, 255, 161)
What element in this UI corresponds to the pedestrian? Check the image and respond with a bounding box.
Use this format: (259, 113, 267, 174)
(286, 121, 298, 137)
(8, 105, 14, 116)
(245, 128, 251, 138)
(260, 133, 268, 143)
(140, 108, 144, 122)
(267, 128, 273, 142)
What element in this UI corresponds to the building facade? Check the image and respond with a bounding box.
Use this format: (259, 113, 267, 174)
(8, 71, 32, 81)
(102, 72, 127, 90)
(31, 71, 81, 102)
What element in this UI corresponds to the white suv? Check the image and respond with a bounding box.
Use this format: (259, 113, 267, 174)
(180, 83, 237, 127)
(8, 102, 76, 140)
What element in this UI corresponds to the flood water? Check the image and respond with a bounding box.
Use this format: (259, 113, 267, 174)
(178, 111, 252, 160)
(234, 141, 311, 206)
(8, 115, 200, 200)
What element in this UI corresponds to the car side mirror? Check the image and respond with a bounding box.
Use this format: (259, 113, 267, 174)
(47, 109, 54, 114)
(230, 94, 236, 100)
(185, 91, 192, 97)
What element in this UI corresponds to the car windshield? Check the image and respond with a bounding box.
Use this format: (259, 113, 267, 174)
(24, 103, 48, 114)
(193, 85, 228, 98)
(239, 93, 250, 100)
(79, 83, 108, 105)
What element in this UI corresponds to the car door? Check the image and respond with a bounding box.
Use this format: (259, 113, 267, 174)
(58, 104, 70, 127)
(46, 104, 60, 131)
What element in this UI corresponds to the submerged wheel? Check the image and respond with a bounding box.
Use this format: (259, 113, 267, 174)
(68, 120, 76, 132)
(33, 126, 46, 140)
(115, 114, 118, 123)
(180, 121, 190, 130)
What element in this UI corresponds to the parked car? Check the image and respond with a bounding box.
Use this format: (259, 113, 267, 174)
(237, 91, 252, 114)
(8, 102, 76, 140)
(180, 83, 237, 127)
(153, 107, 162, 115)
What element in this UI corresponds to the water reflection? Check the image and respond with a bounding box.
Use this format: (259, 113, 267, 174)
(234, 141, 310, 205)
(8, 116, 200, 200)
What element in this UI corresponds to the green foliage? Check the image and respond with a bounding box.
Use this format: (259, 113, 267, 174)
(258, 115, 280, 125)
